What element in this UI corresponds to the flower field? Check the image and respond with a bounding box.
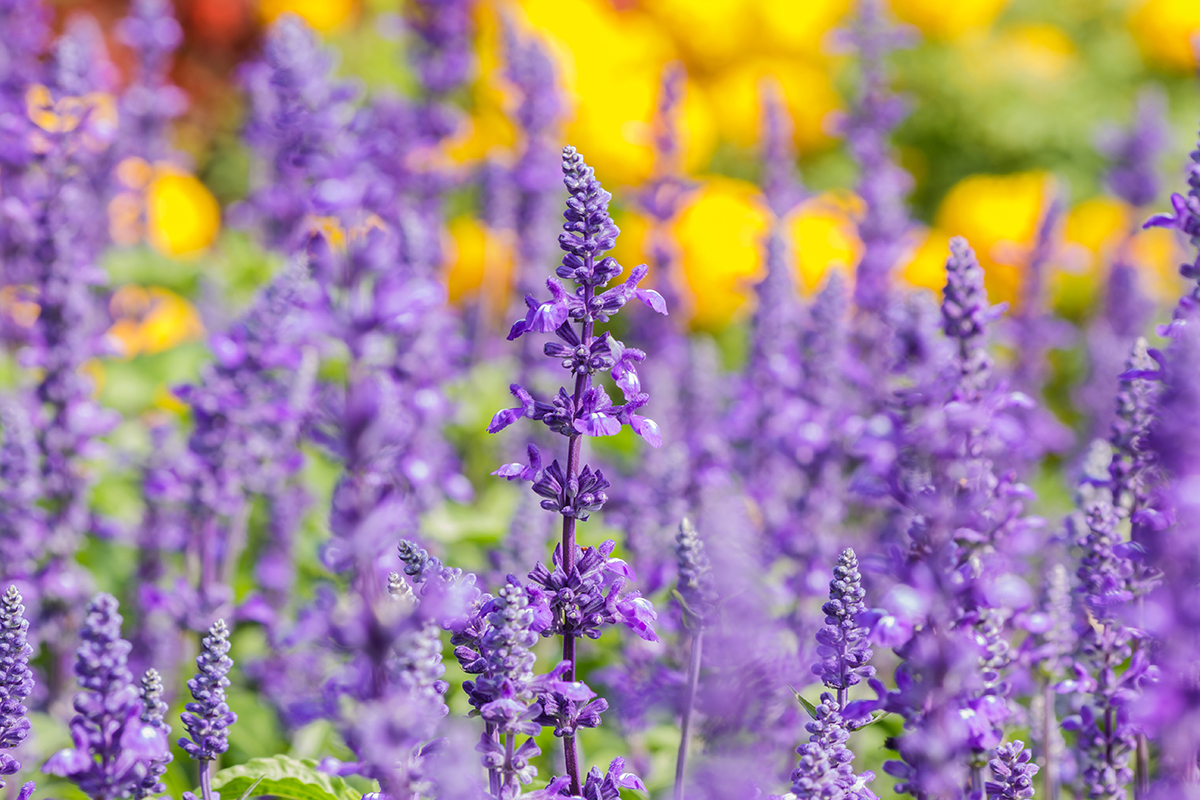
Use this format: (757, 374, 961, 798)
(4, 1, 1200, 799)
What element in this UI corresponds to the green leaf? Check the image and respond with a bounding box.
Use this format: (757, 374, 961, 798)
(203, 755, 365, 800)
(789, 686, 818, 720)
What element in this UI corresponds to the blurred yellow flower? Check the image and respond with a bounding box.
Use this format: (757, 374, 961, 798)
(79, 360, 106, 398)
(935, 171, 1050, 306)
(259, 0, 355, 32)
(1127, 226, 1184, 302)
(903, 228, 952, 293)
(641, 0, 759, 72)
(1129, 0, 1200, 71)
(989, 24, 1078, 81)
(704, 58, 840, 154)
(758, 0, 853, 58)
(107, 286, 205, 359)
(444, 216, 515, 320)
(1063, 197, 1129, 275)
(790, 193, 863, 294)
(673, 177, 768, 329)
(517, 0, 714, 185)
(146, 168, 222, 257)
(889, 0, 1011, 40)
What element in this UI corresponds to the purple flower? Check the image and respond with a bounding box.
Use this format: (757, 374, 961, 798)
(43, 594, 170, 800)
(133, 670, 172, 800)
(527, 541, 658, 644)
(813, 549, 875, 704)
(943, 237, 1005, 401)
(0, 587, 33, 788)
(790, 694, 876, 800)
(179, 620, 237, 763)
(838, 0, 917, 314)
(985, 740, 1038, 800)
(1098, 87, 1167, 210)
(116, 0, 186, 163)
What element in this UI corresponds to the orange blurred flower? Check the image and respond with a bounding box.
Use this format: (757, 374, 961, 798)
(107, 286, 205, 359)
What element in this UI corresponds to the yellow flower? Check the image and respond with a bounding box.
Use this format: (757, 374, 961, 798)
(1129, 0, 1200, 71)
(889, 0, 1012, 40)
(758, 0, 853, 57)
(259, 0, 355, 32)
(641, 0, 760, 72)
(903, 228, 952, 293)
(107, 286, 205, 359)
(673, 177, 768, 329)
(935, 171, 1050, 306)
(444, 216, 514, 314)
(517, 0, 715, 185)
(146, 168, 221, 257)
(988, 24, 1078, 81)
(703, 58, 840, 154)
(789, 193, 863, 294)
(0, 286, 40, 329)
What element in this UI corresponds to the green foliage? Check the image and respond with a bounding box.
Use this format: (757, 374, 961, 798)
(204, 755, 365, 800)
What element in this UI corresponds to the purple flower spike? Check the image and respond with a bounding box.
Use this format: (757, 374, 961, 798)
(133, 670, 172, 800)
(942, 236, 1003, 401)
(1097, 88, 1167, 210)
(179, 619, 237, 763)
(0, 587, 33, 788)
(43, 594, 170, 800)
(985, 740, 1038, 800)
(814, 549, 876, 705)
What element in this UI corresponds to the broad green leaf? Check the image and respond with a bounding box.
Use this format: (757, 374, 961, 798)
(202, 755, 364, 800)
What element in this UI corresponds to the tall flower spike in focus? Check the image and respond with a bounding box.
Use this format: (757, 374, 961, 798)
(1144, 121, 1200, 336)
(0, 587, 34, 788)
(43, 594, 170, 800)
(489, 145, 664, 794)
(134, 670, 172, 800)
(791, 549, 876, 800)
(180, 620, 237, 800)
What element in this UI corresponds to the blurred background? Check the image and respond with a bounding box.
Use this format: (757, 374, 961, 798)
(42, 0, 1200, 395)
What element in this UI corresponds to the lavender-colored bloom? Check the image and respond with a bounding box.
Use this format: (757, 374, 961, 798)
(1097, 88, 1167, 210)
(1143, 123, 1200, 335)
(791, 550, 876, 800)
(0, 399, 45, 586)
(840, 0, 916, 314)
(490, 146, 664, 792)
(813, 549, 875, 704)
(133, 670, 172, 800)
(942, 237, 1003, 401)
(405, 0, 475, 140)
(986, 741, 1039, 800)
(791, 694, 875, 800)
(1134, 320, 1200, 789)
(1108, 338, 1160, 522)
(0, 587, 33, 787)
(43, 594, 169, 800)
(0, 0, 47, 171)
(180, 620, 237, 763)
(239, 15, 360, 250)
(502, 20, 565, 307)
(116, 0, 186, 162)
(675, 518, 716, 629)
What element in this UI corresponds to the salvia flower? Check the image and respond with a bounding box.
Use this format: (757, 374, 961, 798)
(1143, 123, 1200, 333)
(1098, 87, 1167, 210)
(839, 0, 916, 314)
(985, 740, 1038, 800)
(790, 694, 875, 800)
(43, 594, 169, 800)
(179, 619, 237, 763)
(813, 549, 875, 705)
(0, 587, 33, 787)
(133, 669, 172, 800)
